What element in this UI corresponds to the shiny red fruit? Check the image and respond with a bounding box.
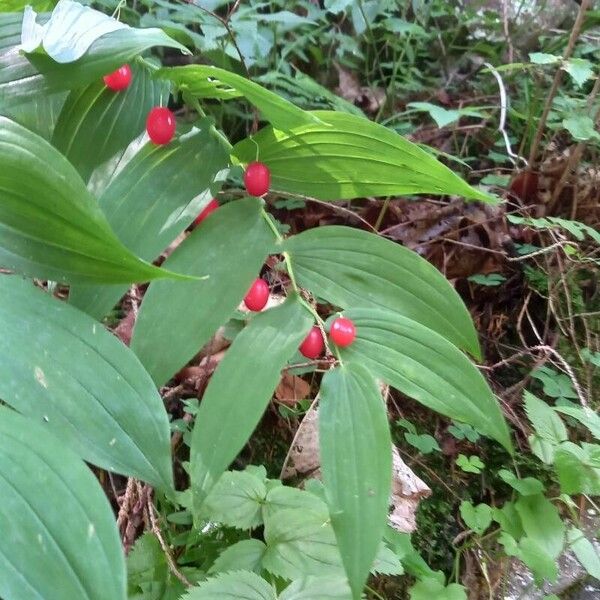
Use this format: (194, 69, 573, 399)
(103, 64, 132, 91)
(146, 107, 176, 145)
(194, 199, 219, 226)
(299, 326, 325, 359)
(329, 317, 356, 347)
(243, 162, 270, 197)
(243, 278, 269, 311)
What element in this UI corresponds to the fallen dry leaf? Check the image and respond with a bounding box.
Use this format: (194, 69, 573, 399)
(275, 372, 311, 407)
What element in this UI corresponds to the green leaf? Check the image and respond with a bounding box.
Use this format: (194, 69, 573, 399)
(456, 454, 484, 474)
(554, 405, 600, 440)
(0, 276, 173, 489)
(568, 527, 600, 580)
(405, 433, 440, 454)
(262, 485, 326, 521)
(407, 102, 486, 128)
(523, 391, 568, 445)
(52, 63, 168, 182)
(70, 122, 230, 319)
(0, 406, 125, 600)
(283, 225, 480, 357)
(1, 0, 54, 11)
(529, 52, 560, 65)
(262, 508, 344, 580)
(1, 28, 186, 110)
(3, 91, 67, 140)
(337, 308, 512, 452)
(498, 470, 544, 496)
(182, 571, 276, 600)
(562, 115, 600, 141)
(518, 537, 559, 583)
(554, 442, 600, 495)
(515, 494, 565, 560)
(492, 502, 524, 540)
(190, 295, 312, 508)
(319, 363, 392, 599)
(201, 470, 267, 529)
(158, 65, 321, 130)
(279, 577, 353, 600)
(409, 578, 467, 600)
(0, 117, 181, 284)
(563, 58, 595, 87)
(233, 111, 492, 202)
(467, 273, 506, 286)
(210, 540, 267, 575)
(459, 501, 492, 535)
(371, 545, 403, 576)
(131, 198, 273, 386)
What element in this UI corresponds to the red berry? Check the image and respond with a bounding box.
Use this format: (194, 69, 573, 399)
(329, 317, 356, 347)
(146, 107, 176, 145)
(243, 278, 269, 311)
(103, 64, 132, 91)
(244, 162, 271, 197)
(299, 326, 324, 359)
(194, 199, 219, 226)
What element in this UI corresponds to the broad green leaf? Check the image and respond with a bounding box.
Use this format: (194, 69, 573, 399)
(284, 225, 480, 357)
(233, 111, 492, 202)
(262, 508, 344, 580)
(407, 102, 486, 128)
(131, 198, 273, 386)
(262, 485, 326, 521)
(555, 405, 600, 440)
(319, 363, 392, 599)
(127, 532, 166, 584)
(0, 117, 181, 284)
(523, 391, 568, 445)
(201, 470, 267, 529)
(492, 502, 524, 540)
(70, 121, 230, 319)
(563, 115, 600, 141)
(529, 52, 559, 65)
(515, 494, 565, 560)
(1, 0, 54, 11)
(563, 58, 594, 87)
(498, 470, 544, 495)
(409, 578, 467, 600)
(518, 538, 559, 583)
(568, 527, 600, 580)
(1, 28, 187, 110)
(459, 501, 492, 535)
(337, 308, 512, 452)
(3, 91, 67, 140)
(210, 540, 267, 575)
(0, 406, 125, 600)
(0, 12, 22, 52)
(554, 442, 600, 495)
(280, 577, 353, 600)
(0, 276, 173, 490)
(371, 545, 403, 575)
(52, 63, 168, 182)
(190, 295, 312, 508)
(182, 571, 276, 600)
(158, 65, 321, 130)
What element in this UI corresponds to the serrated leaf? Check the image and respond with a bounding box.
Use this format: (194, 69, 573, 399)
(233, 111, 492, 202)
(459, 501, 491, 535)
(0, 276, 173, 489)
(52, 63, 167, 182)
(0, 116, 180, 284)
(515, 494, 564, 560)
(562, 115, 600, 141)
(279, 576, 353, 600)
(0, 406, 125, 600)
(190, 295, 312, 509)
(554, 442, 600, 495)
(555, 405, 600, 440)
(202, 470, 267, 529)
(70, 122, 230, 319)
(262, 485, 326, 522)
(498, 470, 544, 496)
(568, 527, 600, 580)
(131, 198, 273, 386)
(409, 578, 467, 600)
(210, 540, 267, 575)
(182, 571, 276, 600)
(337, 308, 512, 452)
(158, 65, 321, 130)
(523, 391, 568, 445)
(319, 363, 392, 599)
(284, 226, 480, 357)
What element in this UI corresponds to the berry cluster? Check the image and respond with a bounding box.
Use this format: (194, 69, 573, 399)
(103, 66, 356, 357)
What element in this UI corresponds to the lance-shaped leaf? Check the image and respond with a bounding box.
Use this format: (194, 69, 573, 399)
(190, 295, 312, 509)
(70, 122, 230, 318)
(52, 63, 168, 182)
(0, 275, 173, 490)
(233, 110, 492, 202)
(319, 363, 392, 599)
(131, 198, 274, 386)
(337, 308, 513, 453)
(0, 407, 126, 600)
(158, 65, 321, 130)
(283, 225, 480, 357)
(0, 116, 181, 284)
